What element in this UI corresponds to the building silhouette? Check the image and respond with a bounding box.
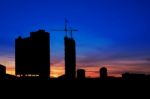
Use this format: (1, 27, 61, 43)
(64, 36, 76, 79)
(122, 73, 147, 80)
(0, 64, 6, 80)
(15, 30, 50, 78)
(77, 69, 85, 79)
(100, 67, 108, 78)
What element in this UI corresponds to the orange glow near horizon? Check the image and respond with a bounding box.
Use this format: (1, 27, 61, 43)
(50, 66, 64, 78)
(6, 66, 65, 78)
(5, 65, 150, 78)
(2, 57, 150, 78)
(6, 68, 15, 75)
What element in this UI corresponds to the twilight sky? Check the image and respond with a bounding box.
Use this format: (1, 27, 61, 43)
(0, 0, 150, 77)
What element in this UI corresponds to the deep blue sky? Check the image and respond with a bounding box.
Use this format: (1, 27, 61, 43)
(0, 0, 150, 76)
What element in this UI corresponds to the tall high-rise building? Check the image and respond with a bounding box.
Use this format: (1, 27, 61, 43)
(64, 36, 76, 79)
(15, 30, 50, 78)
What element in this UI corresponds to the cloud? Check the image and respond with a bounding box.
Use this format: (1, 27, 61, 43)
(145, 58, 150, 61)
(76, 38, 150, 67)
(76, 49, 150, 74)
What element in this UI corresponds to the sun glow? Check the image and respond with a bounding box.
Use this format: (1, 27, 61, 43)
(50, 66, 64, 78)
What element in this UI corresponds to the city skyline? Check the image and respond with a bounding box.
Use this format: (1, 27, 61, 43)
(0, 0, 150, 78)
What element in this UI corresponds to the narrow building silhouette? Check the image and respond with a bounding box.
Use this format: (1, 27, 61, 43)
(15, 30, 50, 78)
(77, 69, 85, 79)
(0, 64, 6, 79)
(64, 36, 76, 79)
(100, 67, 108, 78)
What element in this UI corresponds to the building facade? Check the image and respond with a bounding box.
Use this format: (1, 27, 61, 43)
(15, 30, 50, 78)
(64, 37, 76, 79)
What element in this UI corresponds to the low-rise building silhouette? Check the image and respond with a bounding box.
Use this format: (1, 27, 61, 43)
(122, 73, 147, 80)
(65, 36, 76, 79)
(77, 69, 85, 79)
(15, 30, 50, 78)
(100, 67, 108, 78)
(0, 64, 6, 79)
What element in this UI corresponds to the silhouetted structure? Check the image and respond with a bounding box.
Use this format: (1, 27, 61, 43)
(122, 73, 147, 80)
(100, 67, 108, 78)
(77, 69, 85, 79)
(0, 64, 6, 80)
(65, 36, 76, 79)
(15, 30, 50, 78)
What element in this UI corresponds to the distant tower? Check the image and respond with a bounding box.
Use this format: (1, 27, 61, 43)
(15, 30, 50, 78)
(77, 69, 85, 79)
(100, 67, 108, 78)
(65, 36, 76, 79)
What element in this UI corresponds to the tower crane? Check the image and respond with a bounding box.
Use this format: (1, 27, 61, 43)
(52, 18, 78, 38)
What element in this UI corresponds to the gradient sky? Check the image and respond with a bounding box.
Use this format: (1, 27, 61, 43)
(0, 0, 150, 77)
